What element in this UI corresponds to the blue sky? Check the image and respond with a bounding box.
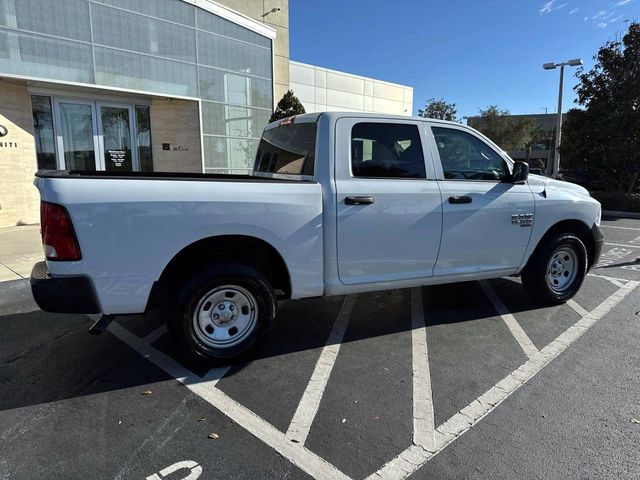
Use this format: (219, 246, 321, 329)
(289, 0, 639, 118)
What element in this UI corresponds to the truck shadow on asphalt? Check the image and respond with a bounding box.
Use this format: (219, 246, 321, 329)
(0, 278, 583, 411)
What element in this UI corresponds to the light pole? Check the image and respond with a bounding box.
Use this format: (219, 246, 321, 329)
(543, 58, 583, 178)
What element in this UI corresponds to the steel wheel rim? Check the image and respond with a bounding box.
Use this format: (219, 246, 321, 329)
(545, 246, 578, 294)
(192, 285, 258, 349)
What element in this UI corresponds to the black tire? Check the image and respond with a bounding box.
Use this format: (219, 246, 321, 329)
(168, 262, 276, 362)
(522, 233, 588, 305)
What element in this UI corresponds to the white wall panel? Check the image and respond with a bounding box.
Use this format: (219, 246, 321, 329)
(290, 60, 413, 117)
(326, 71, 364, 95)
(289, 81, 315, 103)
(289, 62, 315, 85)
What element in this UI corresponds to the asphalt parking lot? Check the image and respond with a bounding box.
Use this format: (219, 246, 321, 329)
(1, 217, 639, 480)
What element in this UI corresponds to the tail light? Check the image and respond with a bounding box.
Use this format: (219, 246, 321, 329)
(40, 201, 82, 261)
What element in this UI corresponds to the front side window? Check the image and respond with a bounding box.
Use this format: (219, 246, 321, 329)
(351, 123, 426, 179)
(431, 127, 509, 181)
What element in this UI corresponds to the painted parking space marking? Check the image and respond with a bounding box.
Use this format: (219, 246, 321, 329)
(410, 287, 435, 451)
(600, 225, 640, 231)
(108, 321, 350, 480)
(143, 325, 168, 343)
(605, 242, 640, 249)
(566, 299, 590, 318)
(588, 273, 628, 288)
(369, 279, 639, 480)
(106, 275, 638, 480)
(479, 280, 539, 359)
(286, 295, 356, 445)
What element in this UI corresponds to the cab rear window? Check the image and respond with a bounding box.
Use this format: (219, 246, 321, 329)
(253, 122, 317, 177)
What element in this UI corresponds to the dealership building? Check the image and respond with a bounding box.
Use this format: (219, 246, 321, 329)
(0, 0, 413, 228)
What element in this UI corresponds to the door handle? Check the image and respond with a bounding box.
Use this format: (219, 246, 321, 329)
(345, 196, 374, 205)
(448, 195, 472, 204)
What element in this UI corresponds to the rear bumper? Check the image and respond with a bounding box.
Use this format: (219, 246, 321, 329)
(591, 224, 605, 267)
(30, 261, 101, 314)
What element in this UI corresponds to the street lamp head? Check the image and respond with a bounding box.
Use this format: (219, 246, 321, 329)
(567, 58, 583, 67)
(543, 62, 557, 70)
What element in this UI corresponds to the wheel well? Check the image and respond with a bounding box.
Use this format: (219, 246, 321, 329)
(526, 219, 596, 270)
(146, 235, 291, 312)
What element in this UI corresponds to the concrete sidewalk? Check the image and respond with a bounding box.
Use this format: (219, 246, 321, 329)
(0, 225, 42, 282)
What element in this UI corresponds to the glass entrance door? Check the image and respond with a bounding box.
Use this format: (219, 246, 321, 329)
(53, 98, 144, 172)
(57, 101, 98, 171)
(98, 105, 136, 172)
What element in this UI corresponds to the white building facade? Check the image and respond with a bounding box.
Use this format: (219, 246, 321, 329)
(289, 61, 413, 116)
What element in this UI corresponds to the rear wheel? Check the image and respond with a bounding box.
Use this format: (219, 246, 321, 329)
(168, 262, 276, 362)
(522, 233, 588, 304)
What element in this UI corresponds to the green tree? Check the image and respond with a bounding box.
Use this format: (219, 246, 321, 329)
(561, 22, 640, 193)
(418, 98, 458, 121)
(470, 106, 536, 151)
(269, 90, 306, 123)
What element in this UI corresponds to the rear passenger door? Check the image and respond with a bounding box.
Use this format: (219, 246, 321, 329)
(335, 118, 443, 285)
(427, 124, 535, 276)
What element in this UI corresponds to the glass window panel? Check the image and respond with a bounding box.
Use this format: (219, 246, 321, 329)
(91, 4, 196, 63)
(8, 0, 91, 41)
(431, 127, 509, 181)
(197, 30, 271, 79)
(100, 106, 133, 172)
(228, 137, 258, 172)
(201, 102, 270, 138)
(94, 0, 195, 27)
(135, 105, 153, 172)
(94, 46, 197, 97)
(351, 123, 426, 179)
(31, 95, 57, 170)
(254, 123, 317, 176)
(203, 136, 257, 175)
(199, 67, 272, 108)
(0, 28, 94, 83)
(195, 8, 270, 48)
(203, 135, 228, 171)
(59, 102, 96, 171)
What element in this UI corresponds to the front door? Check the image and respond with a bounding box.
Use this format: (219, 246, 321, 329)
(428, 124, 535, 276)
(335, 118, 443, 285)
(97, 104, 136, 172)
(54, 99, 139, 172)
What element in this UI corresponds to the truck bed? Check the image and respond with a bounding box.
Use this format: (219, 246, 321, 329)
(35, 170, 311, 183)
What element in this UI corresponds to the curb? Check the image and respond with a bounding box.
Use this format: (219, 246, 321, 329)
(602, 210, 640, 219)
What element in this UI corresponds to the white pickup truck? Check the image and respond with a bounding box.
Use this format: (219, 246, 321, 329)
(31, 112, 604, 361)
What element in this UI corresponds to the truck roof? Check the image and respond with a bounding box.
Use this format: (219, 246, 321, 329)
(266, 112, 463, 129)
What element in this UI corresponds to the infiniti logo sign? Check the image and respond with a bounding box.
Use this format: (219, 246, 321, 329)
(0, 125, 7, 137)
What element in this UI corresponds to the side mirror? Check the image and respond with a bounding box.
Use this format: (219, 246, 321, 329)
(512, 161, 529, 183)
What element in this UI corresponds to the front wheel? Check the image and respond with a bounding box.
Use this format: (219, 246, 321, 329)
(168, 262, 276, 362)
(522, 233, 588, 304)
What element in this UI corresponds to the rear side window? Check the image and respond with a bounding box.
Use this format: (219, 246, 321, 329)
(254, 122, 317, 176)
(351, 123, 426, 179)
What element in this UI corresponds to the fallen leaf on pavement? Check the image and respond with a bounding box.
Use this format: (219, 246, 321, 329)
(141, 390, 153, 395)
(208, 433, 219, 439)
(197, 417, 206, 422)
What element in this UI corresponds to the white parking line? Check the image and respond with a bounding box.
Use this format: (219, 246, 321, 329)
(479, 281, 539, 359)
(369, 280, 639, 480)
(587, 273, 628, 288)
(286, 295, 357, 445)
(567, 299, 589, 318)
(143, 325, 168, 344)
(605, 242, 640, 249)
(108, 321, 351, 480)
(410, 287, 435, 452)
(601, 225, 640, 231)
